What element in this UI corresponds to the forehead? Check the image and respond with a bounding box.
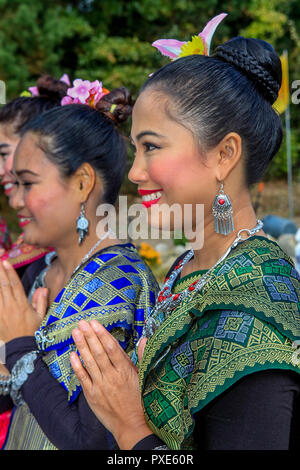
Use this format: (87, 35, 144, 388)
(132, 90, 169, 130)
(13, 132, 54, 174)
(0, 123, 19, 144)
(131, 89, 196, 145)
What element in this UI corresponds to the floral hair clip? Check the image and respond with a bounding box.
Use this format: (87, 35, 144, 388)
(152, 13, 227, 60)
(20, 74, 71, 97)
(61, 78, 110, 107)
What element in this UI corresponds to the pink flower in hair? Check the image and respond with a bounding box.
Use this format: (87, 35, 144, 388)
(89, 80, 104, 106)
(152, 13, 227, 59)
(59, 73, 71, 86)
(28, 86, 39, 96)
(61, 95, 73, 106)
(67, 79, 91, 104)
(61, 78, 110, 107)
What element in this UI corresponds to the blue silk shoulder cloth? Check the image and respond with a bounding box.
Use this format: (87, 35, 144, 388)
(34, 243, 159, 403)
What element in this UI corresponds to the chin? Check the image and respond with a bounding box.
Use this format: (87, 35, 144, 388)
(22, 230, 44, 248)
(149, 206, 184, 232)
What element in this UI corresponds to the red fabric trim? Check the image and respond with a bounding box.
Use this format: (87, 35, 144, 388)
(0, 409, 12, 449)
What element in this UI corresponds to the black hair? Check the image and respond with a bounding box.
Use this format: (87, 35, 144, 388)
(0, 75, 68, 135)
(141, 36, 283, 186)
(20, 95, 132, 205)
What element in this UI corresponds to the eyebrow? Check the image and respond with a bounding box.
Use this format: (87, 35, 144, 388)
(133, 131, 165, 142)
(0, 143, 10, 149)
(13, 169, 39, 178)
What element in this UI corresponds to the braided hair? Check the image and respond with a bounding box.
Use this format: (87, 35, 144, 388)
(141, 36, 283, 186)
(213, 37, 281, 105)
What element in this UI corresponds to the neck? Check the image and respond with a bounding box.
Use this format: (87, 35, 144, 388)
(51, 227, 119, 281)
(183, 204, 264, 275)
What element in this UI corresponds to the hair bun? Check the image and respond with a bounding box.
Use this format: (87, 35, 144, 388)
(96, 87, 133, 125)
(213, 37, 282, 105)
(36, 74, 68, 101)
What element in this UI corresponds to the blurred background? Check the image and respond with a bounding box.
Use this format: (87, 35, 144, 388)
(0, 0, 299, 279)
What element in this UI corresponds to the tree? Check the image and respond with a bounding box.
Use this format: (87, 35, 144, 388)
(0, 0, 298, 184)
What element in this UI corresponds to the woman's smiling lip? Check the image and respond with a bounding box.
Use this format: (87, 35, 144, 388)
(2, 182, 15, 195)
(138, 188, 163, 195)
(17, 214, 33, 227)
(138, 188, 163, 208)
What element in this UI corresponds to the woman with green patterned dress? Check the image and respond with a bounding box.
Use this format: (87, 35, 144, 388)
(70, 26, 300, 450)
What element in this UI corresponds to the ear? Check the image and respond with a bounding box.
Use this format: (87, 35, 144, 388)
(72, 163, 96, 203)
(215, 132, 242, 182)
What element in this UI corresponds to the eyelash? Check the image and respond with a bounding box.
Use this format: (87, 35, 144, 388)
(143, 142, 160, 152)
(14, 181, 33, 188)
(130, 141, 161, 154)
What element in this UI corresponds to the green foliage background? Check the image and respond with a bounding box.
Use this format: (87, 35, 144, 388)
(0, 0, 299, 190)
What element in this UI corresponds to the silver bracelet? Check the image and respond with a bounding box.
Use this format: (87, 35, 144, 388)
(0, 372, 11, 395)
(0, 350, 38, 406)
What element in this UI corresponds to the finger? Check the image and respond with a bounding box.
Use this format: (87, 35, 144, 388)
(0, 261, 15, 305)
(72, 326, 103, 383)
(70, 350, 93, 393)
(77, 320, 113, 371)
(2, 260, 26, 304)
(137, 337, 148, 364)
(32, 288, 48, 321)
(90, 320, 132, 371)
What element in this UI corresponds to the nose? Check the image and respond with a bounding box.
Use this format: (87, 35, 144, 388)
(0, 158, 5, 178)
(128, 154, 148, 185)
(9, 184, 24, 211)
(4, 154, 14, 176)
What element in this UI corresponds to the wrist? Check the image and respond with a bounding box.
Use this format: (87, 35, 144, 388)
(5, 336, 37, 371)
(115, 421, 154, 450)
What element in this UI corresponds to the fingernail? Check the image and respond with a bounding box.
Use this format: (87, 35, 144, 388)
(91, 320, 102, 332)
(72, 328, 81, 340)
(78, 320, 89, 331)
(2, 260, 10, 269)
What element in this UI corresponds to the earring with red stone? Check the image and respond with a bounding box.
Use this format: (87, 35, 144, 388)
(212, 182, 234, 235)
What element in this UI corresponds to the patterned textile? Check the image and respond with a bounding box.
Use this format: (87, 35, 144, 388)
(0, 217, 11, 253)
(4, 406, 56, 450)
(137, 236, 300, 450)
(0, 233, 51, 270)
(4, 243, 159, 450)
(36, 243, 158, 403)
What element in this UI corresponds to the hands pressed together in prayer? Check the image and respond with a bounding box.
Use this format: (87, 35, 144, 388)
(0, 259, 152, 449)
(0, 260, 48, 344)
(70, 320, 153, 450)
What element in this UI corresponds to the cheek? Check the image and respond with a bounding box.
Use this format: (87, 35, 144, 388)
(148, 158, 170, 187)
(149, 154, 209, 192)
(25, 194, 50, 216)
(4, 154, 14, 175)
(25, 188, 68, 218)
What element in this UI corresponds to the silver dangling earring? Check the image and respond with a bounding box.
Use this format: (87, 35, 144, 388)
(212, 182, 234, 235)
(76, 203, 89, 245)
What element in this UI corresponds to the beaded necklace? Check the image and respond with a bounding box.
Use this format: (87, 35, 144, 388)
(143, 220, 263, 339)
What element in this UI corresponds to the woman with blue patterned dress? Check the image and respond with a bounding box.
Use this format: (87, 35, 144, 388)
(0, 88, 159, 449)
(70, 27, 300, 449)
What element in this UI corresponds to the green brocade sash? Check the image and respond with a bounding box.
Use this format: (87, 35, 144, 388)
(138, 237, 300, 450)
